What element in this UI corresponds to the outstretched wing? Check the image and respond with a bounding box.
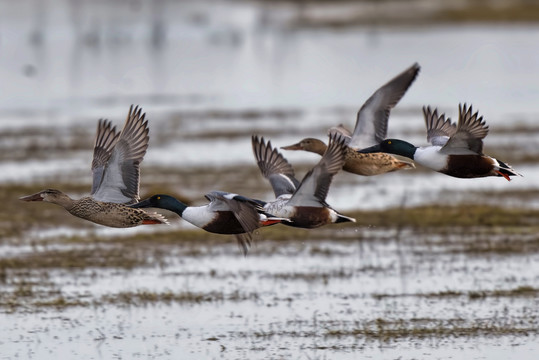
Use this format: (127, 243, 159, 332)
(423, 106, 457, 146)
(441, 103, 489, 155)
(252, 135, 300, 198)
(348, 63, 420, 150)
(206, 191, 261, 255)
(91, 105, 149, 204)
(91, 119, 120, 196)
(327, 124, 352, 145)
(287, 133, 347, 207)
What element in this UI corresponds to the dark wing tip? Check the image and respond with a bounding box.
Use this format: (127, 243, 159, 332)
(457, 103, 489, 140)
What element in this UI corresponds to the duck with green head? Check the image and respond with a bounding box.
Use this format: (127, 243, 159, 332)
(130, 191, 288, 255)
(359, 104, 521, 180)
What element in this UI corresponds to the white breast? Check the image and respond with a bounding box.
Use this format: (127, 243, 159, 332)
(414, 146, 447, 172)
(182, 206, 216, 228)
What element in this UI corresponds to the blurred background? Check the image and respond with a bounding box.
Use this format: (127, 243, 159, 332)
(2, 0, 539, 211)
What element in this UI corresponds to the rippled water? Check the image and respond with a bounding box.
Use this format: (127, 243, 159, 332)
(2, 232, 539, 359)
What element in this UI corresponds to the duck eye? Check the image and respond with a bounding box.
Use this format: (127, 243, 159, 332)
(387, 140, 392, 145)
(157, 196, 161, 200)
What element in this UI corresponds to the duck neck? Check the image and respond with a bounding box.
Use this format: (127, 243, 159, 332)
(309, 140, 328, 156)
(398, 145, 417, 160)
(54, 194, 76, 210)
(160, 198, 188, 217)
(384, 140, 418, 160)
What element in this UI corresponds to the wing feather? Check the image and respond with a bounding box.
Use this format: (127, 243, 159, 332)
(92, 105, 149, 204)
(287, 133, 347, 207)
(441, 103, 489, 155)
(91, 119, 120, 195)
(349, 63, 420, 150)
(423, 106, 456, 146)
(252, 135, 300, 197)
(206, 191, 261, 255)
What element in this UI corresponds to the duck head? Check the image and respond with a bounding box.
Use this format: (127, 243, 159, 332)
(358, 139, 417, 160)
(20, 189, 72, 206)
(281, 138, 327, 155)
(130, 194, 187, 216)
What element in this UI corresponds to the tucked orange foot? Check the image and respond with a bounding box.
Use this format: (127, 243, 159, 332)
(496, 171, 511, 181)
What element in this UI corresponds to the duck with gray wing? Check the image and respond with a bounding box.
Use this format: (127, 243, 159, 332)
(20, 105, 168, 227)
(282, 63, 419, 176)
(252, 133, 355, 228)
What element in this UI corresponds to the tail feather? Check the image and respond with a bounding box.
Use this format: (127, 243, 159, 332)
(496, 159, 522, 181)
(259, 214, 291, 227)
(143, 212, 169, 225)
(396, 160, 415, 169)
(335, 214, 356, 223)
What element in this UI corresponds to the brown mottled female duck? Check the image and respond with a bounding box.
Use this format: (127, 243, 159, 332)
(20, 105, 168, 227)
(282, 63, 419, 176)
(252, 133, 355, 228)
(359, 104, 522, 180)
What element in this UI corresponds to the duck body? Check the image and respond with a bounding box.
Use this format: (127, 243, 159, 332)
(263, 195, 353, 228)
(20, 189, 167, 228)
(342, 147, 414, 176)
(282, 139, 413, 176)
(415, 146, 514, 179)
(181, 205, 259, 235)
(69, 197, 166, 227)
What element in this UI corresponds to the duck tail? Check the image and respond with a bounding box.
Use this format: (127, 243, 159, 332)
(335, 213, 356, 223)
(259, 214, 291, 227)
(142, 212, 169, 225)
(396, 160, 415, 170)
(495, 159, 522, 181)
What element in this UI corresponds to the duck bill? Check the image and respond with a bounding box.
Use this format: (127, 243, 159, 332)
(357, 144, 382, 154)
(129, 198, 152, 208)
(19, 192, 44, 202)
(281, 143, 302, 150)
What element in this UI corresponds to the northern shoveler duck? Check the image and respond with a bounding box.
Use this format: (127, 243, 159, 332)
(20, 105, 168, 227)
(282, 63, 419, 176)
(252, 133, 355, 228)
(129, 191, 288, 255)
(358, 104, 522, 180)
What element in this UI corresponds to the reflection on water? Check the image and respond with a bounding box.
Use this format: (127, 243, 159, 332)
(2, 0, 539, 116)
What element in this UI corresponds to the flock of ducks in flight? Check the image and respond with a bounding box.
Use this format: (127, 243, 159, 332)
(20, 63, 521, 255)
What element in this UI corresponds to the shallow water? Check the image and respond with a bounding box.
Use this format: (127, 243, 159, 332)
(1, 233, 538, 359)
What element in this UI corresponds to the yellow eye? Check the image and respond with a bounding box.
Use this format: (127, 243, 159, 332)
(157, 196, 161, 200)
(387, 140, 392, 145)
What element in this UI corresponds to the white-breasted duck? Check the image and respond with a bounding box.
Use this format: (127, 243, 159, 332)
(358, 104, 521, 180)
(129, 191, 289, 255)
